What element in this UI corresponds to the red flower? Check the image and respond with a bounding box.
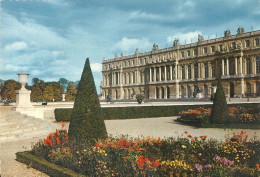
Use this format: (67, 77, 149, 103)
(124, 156, 128, 161)
(256, 163, 260, 170)
(62, 122, 65, 129)
(138, 155, 144, 169)
(191, 139, 195, 143)
(144, 157, 149, 163)
(184, 131, 189, 134)
(176, 174, 180, 177)
(95, 144, 99, 149)
(57, 137, 61, 144)
(187, 135, 192, 138)
(56, 129, 60, 137)
(153, 160, 159, 168)
(65, 133, 69, 141)
(49, 133, 53, 139)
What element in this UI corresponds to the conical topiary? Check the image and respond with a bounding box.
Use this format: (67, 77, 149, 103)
(68, 58, 107, 142)
(210, 79, 228, 124)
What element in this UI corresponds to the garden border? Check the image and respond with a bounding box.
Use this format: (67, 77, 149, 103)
(16, 151, 85, 177)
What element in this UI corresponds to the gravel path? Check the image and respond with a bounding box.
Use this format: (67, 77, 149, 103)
(105, 117, 260, 141)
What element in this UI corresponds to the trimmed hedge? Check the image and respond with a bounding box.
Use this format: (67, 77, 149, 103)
(16, 151, 85, 177)
(55, 103, 260, 122)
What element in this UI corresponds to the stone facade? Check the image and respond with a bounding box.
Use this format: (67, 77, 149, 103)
(101, 27, 260, 100)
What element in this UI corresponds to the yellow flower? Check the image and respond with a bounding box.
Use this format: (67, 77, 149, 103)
(182, 145, 187, 149)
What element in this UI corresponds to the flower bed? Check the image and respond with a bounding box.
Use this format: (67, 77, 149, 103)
(20, 125, 260, 177)
(178, 105, 260, 126)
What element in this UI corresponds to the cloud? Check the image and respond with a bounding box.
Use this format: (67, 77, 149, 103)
(112, 37, 152, 54)
(129, 11, 162, 20)
(5, 64, 28, 72)
(167, 31, 201, 45)
(91, 63, 102, 72)
(4, 41, 28, 52)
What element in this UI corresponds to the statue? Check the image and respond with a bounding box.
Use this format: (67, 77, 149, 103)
(153, 43, 158, 51)
(237, 26, 244, 35)
(173, 38, 179, 46)
(121, 52, 124, 57)
(135, 48, 140, 55)
(198, 34, 204, 42)
(115, 54, 118, 59)
(224, 29, 231, 38)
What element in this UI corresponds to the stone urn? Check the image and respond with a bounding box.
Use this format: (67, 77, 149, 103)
(16, 73, 32, 108)
(62, 93, 66, 101)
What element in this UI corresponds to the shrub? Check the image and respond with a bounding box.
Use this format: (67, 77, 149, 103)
(210, 79, 228, 124)
(68, 58, 107, 142)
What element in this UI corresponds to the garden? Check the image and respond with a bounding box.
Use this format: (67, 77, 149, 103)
(16, 59, 260, 176)
(19, 126, 260, 176)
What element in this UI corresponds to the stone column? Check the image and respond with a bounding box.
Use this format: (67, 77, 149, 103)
(159, 66, 162, 81)
(170, 65, 173, 80)
(253, 56, 256, 74)
(222, 59, 225, 76)
(175, 64, 178, 80)
(201, 63, 205, 78)
(191, 64, 194, 79)
(198, 63, 201, 78)
(164, 66, 167, 81)
(150, 68, 152, 82)
(164, 86, 167, 98)
(240, 55, 243, 75)
(154, 67, 157, 82)
(176, 82, 179, 98)
(62, 94, 65, 101)
(226, 58, 229, 75)
(235, 57, 238, 75)
(208, 62, 212, 77)
(241, 78, 245, 97)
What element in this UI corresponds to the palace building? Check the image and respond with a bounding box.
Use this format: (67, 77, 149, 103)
(101, 27, 260, 101)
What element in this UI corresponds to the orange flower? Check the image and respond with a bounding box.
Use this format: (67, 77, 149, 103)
(49, 133, 53, 139)
(176, 174, 180, 177)
(256, 163, 260, 170)
(191, 139, 195, 143)
(57, 137, 61, 144)
(95, 144, 99, 149)
(137, 148, 145, 151)
(56, 129, 60, 136)
(144, 157, 149, 163)
(44, 139, 48, 146)
(188, 135, 192, 138)
(153, 160, 159, 168)
(65, 133, 69, 141)
(124, 156, 128, 161)
(184, 131, 189, 134)
(138, 155, 144, 169)
(62, 122, 65, 129)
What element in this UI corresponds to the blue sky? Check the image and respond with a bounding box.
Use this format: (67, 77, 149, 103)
(1, 0, 260, 93)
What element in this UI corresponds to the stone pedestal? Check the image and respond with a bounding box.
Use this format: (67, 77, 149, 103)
(62, 94, 66, 101)
(15, 73, 32, 108)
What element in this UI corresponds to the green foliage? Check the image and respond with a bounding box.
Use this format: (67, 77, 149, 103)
(55, 109, 73, 122)
(16, 152, 85, 177)
(0, 80, 21, 102)
(59, 78, 69, 93)
(210, 79, 228, 124)
(136, 94, 145, 104)
(65, 82, 77, 101)
(68, 58, 108, 142)
(42, 82, 63, 102)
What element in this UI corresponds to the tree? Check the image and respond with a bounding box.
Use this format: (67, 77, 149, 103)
(51, 82, 63, 101)
(65, 81, 77, 100)
(68, 58, 107, 142)
(210, 79, 228, 124)
(31, 78, 45, 102)
(59, 78, 69, 93)
(1, 80, 21, 102)
(43, 84, 54, 102)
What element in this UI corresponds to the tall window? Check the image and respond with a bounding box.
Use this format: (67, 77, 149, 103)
(139, 59, 142, 64)
(140, 72, 143, 83)
(187, 50, 191, 57)
(205, 63, 208, 78)
(129, 73, 131, 84)
(211, 46, 215, 53)
(188, 65, 191, 79)
(182, 65, 185, 79)
(255, 38, 260, 46)
(257, 56, 260, 74)
(124, 74, 127, 84)
(212, 62, 215, 77)
(194, 63, 198, 78)
(194, 49, 198, 56)
(132, 60, 135, 65)
(232, 42, 236, 49)
(219, 44, 223, 52)
(246, 40, 250, 48)
(144, 58, 147, 63)
(133, 72, 135, 83)
(181, 51, 184, 58)
(246, 58, 251, 74)
(203, 47, 207, 54)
